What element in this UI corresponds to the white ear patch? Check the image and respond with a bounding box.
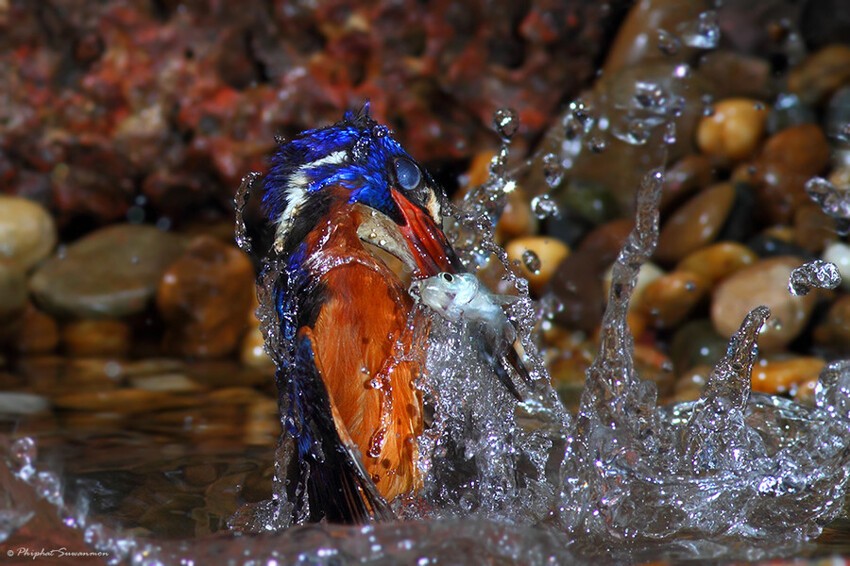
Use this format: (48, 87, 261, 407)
(273, 150, 348, 252)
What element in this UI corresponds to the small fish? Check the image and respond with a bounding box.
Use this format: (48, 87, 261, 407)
(411, 272, 531, 399)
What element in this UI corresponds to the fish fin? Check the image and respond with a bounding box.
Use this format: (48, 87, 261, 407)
(283, 328, 394, 524)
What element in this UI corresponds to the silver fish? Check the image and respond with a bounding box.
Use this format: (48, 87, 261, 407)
(411, 272, 529, 398)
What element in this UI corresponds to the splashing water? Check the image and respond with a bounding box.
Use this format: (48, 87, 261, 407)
(805, 176, 850, 235)
(677, 10, 720, 50)
(788, 260, 842, 296)
(5, 114, 850, 564)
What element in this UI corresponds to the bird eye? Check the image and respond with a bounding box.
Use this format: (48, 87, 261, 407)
(394, 157, 422, 191)
(441, 273, 453, 283)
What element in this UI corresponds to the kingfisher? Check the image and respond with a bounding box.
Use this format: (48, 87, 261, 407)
(257, 105, 529, 524)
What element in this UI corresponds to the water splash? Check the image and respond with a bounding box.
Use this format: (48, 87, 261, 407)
(788, 260, 841, 296)
(677, 10, 720, 50)
(805, 176, 850, 234)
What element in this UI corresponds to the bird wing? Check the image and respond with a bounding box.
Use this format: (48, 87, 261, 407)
(283, 327, 394, 523)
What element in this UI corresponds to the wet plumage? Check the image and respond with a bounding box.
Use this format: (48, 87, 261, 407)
(258, 106, 524, 524)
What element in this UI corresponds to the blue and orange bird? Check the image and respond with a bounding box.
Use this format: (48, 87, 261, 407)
(258, 106, 528, 524)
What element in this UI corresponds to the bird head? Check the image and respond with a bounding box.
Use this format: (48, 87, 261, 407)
(262, 105, 461, 277)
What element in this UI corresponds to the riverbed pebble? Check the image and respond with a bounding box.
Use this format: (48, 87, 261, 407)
(157, 236, 254, 358)
(0, 196, 57, 271)
(505, 236, 569, 295)
(711, 256, 817, 351)
(696, 98, 768, 162)
(655, 182, 736, 264)
(30, 224, 188, 319)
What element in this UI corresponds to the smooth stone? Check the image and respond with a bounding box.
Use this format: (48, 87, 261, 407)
(758, 124, 830, 178)
(711, 256, 817, 351)
(53, 388, 199, 413)
(637, 270, 709, 329)
(813, 294, 850, 355)
(0, 196, 57, 271)
(670, 319, 728, 374)
(602, 0, 711, 74)
(655, 182, 736, 264)
(676, 242, 758, 286)
(788, 45, 850, 105)
(550, 219, 634, 331)
(505, 236, 569, 295)
(696, 98, 768, 163)
(61, 319, 132, 357)
(793, 204, 836, 255)
(187, 361, 271, 388)
(660, 154, 716, 213)
(240, 326, 275, 369)
(157, 235, 254, 358)
(207, 387, 268, 405)
(697, 51, 771, 101)
(10, 303, 59, 355)
(0, 392, 50, 415)
(822, 242, 850, 292)
(0, 262, 27, 319)
(30, 224, 188, 319)
(129, 373, 205, 393)
(14, 356, 120, 397)
(751, 357, 826, 395)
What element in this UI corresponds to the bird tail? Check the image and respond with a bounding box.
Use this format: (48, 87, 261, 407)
(281, 332, 394, 524)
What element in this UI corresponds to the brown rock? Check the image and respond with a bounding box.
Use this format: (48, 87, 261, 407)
(62, 319, 131, 357)
(751, 356, 826, 395)
(676, 242, 758, 286)
(637, 270, 709, 329)
(655, 182, 736, 264)
(11, 303, 59, 355)
(711, 256, 817, 352)
(696, 98, 769, 163)
(788, 45, 850, 105)
(793, 204, 836, 254)
(660, 154, 716, 213)
(551, 219, 633, 332)
(29, 224, 188, 319)
(752, 124, 830, 224)
(0, 196, 57, 271)
(157, 236, 255, 358)
(0, 261, 27, 320)
(505, 236, 569, 295)
(813, 294, 850, 355)
(53, 388, 197, 413)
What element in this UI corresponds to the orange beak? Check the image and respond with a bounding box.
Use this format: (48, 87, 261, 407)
(390, 188, 462, 277)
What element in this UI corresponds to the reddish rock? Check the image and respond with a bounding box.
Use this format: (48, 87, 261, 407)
(157, 236, 254, 358)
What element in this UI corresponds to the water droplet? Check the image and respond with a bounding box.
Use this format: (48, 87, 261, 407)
(657, 29, 681, 55)
(531, 194, 560, 219)
(493, 108, 519, 139)
(10, 437, 36, 469)
(34, 470, 62, 505)
(663, 122, 678, 145)
(805, 176, 850, 218)
(678, 10, 720, 49)
(789, 260, 842, 296)
(541, 153, 564, 189)
(522, 250, 541, 274)
(586, 135, 607, 153)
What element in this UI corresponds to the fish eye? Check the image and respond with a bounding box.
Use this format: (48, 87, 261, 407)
(394, 157, 422, 191)
(441, 273, 453, 283)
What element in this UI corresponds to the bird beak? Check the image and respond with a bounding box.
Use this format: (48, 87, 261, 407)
(355, 189, 461, 279)
(390, 188, 461, 277)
